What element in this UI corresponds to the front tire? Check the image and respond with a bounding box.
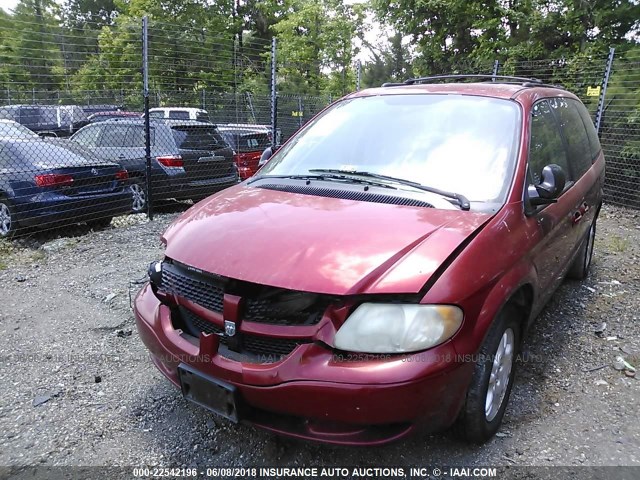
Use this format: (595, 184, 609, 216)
(454, 305, 521, 443)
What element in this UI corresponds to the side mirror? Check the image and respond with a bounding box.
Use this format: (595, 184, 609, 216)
(528, 164, 566, 206)
(258, 146, 273, 167)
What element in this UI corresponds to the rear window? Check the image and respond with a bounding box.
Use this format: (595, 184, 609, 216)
(172, 126, 227, 150)
(149, 111, 164, 118)
(8, 141, 97, 166)
(168, 111, 190, 120)
(0, 121, 38, 138)
(224, 131, 270, 151)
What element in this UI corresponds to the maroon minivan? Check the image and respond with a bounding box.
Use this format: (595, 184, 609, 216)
(134, 76, 604, 445)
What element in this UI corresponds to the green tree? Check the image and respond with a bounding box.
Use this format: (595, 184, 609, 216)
(273, 0, 365, 95)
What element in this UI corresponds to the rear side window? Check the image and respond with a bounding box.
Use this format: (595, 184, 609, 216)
(124, 126, 155, 147)
(168, 110, 190, 120)
(529, 100, 572, 184)
(73, 125, 101, 147)
(573, 100, 602, 161)
(19, 108, 40, 127)
(549, 97, 592, 178)
(172, 127, 226, 150)
(149, 111, 164, 118)
(98, 125, 129, 147)
(0, 145, 12, 167)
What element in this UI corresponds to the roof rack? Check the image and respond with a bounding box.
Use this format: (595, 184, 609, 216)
(381, 74, 564, 90)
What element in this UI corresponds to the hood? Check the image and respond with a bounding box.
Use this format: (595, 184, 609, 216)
(162, 185, 493, 295)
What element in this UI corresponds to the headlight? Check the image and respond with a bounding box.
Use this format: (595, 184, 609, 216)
(333, 304, 463, 354)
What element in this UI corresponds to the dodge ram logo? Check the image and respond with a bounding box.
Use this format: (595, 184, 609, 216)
(224, 320, 236, 337)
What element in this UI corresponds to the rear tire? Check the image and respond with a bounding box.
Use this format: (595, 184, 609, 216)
(453, 305, 521, 443)
(0, 199, 18, 239)
(567, 218, 596, 280)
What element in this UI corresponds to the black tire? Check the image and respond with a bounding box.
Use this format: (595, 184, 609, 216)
(453, 305, 521, 443)
(0, 198, 18, 239)
(129, 179, 147, 214)
(86, 216, 113, 230)
(567, 218, 596, 280)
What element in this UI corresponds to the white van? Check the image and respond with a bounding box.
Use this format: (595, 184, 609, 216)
(148, 107, 211, 122)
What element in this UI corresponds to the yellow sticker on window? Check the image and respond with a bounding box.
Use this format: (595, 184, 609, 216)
(586, 86, 601, 97)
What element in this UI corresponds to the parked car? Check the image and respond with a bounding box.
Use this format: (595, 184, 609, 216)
(87, 111, 143, 123)
(217, 124, 272, 180)
(70, 119, 239, 212)
(0, 139, 132, 237)
(81, 104, 123, 115)
(0, 119, 39, 139)
(133, 76, 604, 445)
(148, 107, 210, 122)
(0, 105, 89, 137)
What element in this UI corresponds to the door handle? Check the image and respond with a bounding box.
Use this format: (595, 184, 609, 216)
(572, 211, 583, 224)
(572, 203, 590, 225)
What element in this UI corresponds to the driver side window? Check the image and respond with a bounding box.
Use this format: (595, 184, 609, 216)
(529, 100, 572, 185)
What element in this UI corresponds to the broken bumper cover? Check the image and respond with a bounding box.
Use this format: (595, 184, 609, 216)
(133, 282, 473, 446)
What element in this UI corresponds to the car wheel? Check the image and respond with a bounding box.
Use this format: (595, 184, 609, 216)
(0, 199, 17, 239)
(130, 180, 147, 213)
(567, 218, 596, 280)
(86, 217, 113, 230)
(454, 305, 520, 443)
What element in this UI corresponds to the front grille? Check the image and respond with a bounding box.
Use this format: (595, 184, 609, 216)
(245, 296, 330, 326)
(177, 307, 307, 362)
(161, 262, 224, 313)
(160, 260, 330, 326)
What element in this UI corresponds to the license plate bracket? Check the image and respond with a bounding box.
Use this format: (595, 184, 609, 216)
(177, 363, 239, 423)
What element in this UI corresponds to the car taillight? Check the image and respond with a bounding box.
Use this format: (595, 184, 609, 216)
(157, 155, 184, 167)
(34, 173, 74, 187)
(115, 170, 129, 180)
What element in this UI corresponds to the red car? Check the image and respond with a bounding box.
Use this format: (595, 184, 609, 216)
(134, 76, 604, 445)
(217, 124, 272, 180)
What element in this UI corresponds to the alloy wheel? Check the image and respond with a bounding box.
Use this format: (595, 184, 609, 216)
(130, 183, 146, 213)
(485, 327, 515, 422)
(0, 203, 12, 237)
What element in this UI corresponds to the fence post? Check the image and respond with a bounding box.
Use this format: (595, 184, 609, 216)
(298, 96, 303, 128)
(270, 37, 277, 147)
(201, 88, 206, 110)
(356, 60, 361, 91)
(492, 59, 500, 80)
(142, 16, 153, 221)
(595, 47, 615, 134)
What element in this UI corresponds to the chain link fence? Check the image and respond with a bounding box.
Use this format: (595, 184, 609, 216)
(0, 12, 638, 238)
(598, 49, 640, 208)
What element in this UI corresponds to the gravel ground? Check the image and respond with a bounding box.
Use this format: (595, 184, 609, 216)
(0, 203, 638, 471)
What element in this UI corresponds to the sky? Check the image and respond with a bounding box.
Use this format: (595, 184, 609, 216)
(0, 0, 19, 12)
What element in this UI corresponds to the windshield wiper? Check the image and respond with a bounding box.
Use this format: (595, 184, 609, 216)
(248, 173, 396, 189)
(309, 169, 471, 210)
